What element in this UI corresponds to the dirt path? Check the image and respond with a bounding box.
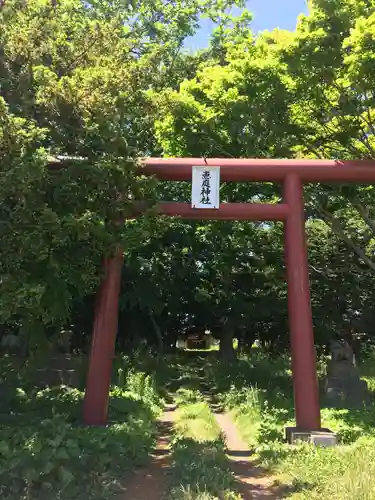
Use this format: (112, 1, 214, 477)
(214, 411, 281, 500)
(116, 403, 176, 500)
(117, 368, 281, 500)
(198, 373, 282, 500)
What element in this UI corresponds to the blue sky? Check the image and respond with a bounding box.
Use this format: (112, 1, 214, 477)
(186, 0, 309, 50)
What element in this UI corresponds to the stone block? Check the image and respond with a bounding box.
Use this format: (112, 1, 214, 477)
(285, 427, 311, 444)
(285, 427, 336, 446)
(310, 431, 337, 447)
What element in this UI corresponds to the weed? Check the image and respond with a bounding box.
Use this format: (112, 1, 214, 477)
(169, 390, 240, 500)
(0, 361, 163, 499)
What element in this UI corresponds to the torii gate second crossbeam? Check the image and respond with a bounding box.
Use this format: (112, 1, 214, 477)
(82, 158, 375, 432)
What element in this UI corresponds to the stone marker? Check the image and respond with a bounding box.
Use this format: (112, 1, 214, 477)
(325, 339, 369, 408)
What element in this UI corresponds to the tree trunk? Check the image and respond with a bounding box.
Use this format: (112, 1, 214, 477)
(342, 330, 362, 366)
(165, 330, 178, 353)
(149, 310, 164, 355)
(239, 332, 255, 354)
(220, 324, 236, 361)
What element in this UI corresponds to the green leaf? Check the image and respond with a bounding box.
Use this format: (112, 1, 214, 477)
(0, 441, 10, 457)
(58, 466, 75, 486)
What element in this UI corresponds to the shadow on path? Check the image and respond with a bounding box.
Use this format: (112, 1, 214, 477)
(116, 405, 176, 500)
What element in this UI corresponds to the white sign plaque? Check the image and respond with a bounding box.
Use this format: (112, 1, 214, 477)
(191, 166, 220, 209)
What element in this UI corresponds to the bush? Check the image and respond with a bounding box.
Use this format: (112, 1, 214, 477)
(0, 416, 154, 500)
(0, 366, 163, 499)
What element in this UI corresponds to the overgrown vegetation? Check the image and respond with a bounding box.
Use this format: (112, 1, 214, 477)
(0, 358, 163, 499)
(2, 346, 375, 499)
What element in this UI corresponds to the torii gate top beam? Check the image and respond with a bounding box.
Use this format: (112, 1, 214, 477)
(143, 158, 375, 183)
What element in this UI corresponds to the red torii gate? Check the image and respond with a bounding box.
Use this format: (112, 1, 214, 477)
(82, 158, 375, 432)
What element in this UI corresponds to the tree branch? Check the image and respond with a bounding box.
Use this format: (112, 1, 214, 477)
(351, 199, 375, 236)
(317, 206, 375, 273)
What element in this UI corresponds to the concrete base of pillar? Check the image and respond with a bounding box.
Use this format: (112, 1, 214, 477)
(285, 427, 337, 447)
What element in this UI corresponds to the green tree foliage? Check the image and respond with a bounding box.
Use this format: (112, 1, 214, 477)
(2, 0, 375, 356)
(0, 0, 243, 348)
(150, 0, 375, 354)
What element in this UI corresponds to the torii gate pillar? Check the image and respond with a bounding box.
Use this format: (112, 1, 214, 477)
(83, 250, 123, 426)
(283, 174, 320, 430)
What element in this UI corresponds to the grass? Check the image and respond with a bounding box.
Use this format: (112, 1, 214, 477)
(279, 437, 375, 499)
(4, 347, 375, 499)
(0, 355, 164, 500)
(168, 388, 240, 500)
(205, 348, 375, 500)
